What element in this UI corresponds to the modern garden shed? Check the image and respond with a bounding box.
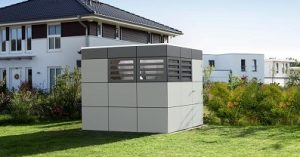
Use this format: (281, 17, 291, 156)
(81, 44, 203, 133)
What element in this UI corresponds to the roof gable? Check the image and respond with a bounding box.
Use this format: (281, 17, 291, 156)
(0, 0, 91, 24)
(0, 0, 182, 34)
(77, 0, 182, 34)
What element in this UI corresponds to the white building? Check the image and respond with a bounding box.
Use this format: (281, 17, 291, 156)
(203, 53, 265, 83)
(264, 58, 294, 86)
(0, 0, 182, 90)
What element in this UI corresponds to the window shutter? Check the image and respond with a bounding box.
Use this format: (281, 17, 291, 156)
(32, 24, 47, 39)
(5, 27, 9, 41)
(102, 24, 116, 39)
(88, 22, 97, 36)
(151, 33, 162, 43)
(120, 27, 149, 43)
(22, 26, 26, 40)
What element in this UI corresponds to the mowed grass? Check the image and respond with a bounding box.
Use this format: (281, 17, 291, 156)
(0, 117, 300, 157)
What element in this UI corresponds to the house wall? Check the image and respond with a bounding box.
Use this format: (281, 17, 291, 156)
(203, 54, 265, 83)
(0, 35, 137, 90)
(264, 60, 292, 86)
(0, 17, 172, 90)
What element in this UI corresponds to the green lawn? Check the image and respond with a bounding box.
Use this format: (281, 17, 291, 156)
(0, 118, 300, 157)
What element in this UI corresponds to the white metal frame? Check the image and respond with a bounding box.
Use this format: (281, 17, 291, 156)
(10, 27, 23, 54)
(25, 25, 32, 53)
(47, 66, 62, 89)
(47, 23, 61, 52)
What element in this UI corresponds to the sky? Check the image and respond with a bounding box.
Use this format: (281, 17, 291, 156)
(1, 0, 300, 59)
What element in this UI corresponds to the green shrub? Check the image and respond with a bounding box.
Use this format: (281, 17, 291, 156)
(205, 80, 300, 126)
(0, 92, 11, 114)
(49, 67, 81, 119)
(9, 91, 37, 123)
(206, 83, 242, 125)
(0, 80, 7, 93)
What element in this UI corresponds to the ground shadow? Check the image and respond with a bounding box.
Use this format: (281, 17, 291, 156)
(235, 127, 270, 138)
(37, 121, 81, 129)
(0, 128, 151, 157)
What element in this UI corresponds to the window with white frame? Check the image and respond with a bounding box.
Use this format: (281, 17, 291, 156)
(97, 24, 102, 37)
(48, 24, 61, 50)
(253, 59, 257, 72)
(26, 26, 32, 51)
(1, 29, 6, 52)
(49, 67, 62, 89)
(11, 27, 22, 52)
(241, 59, 246, 72)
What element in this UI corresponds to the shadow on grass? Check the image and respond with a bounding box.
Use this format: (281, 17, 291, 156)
(0, 128, 151, 157)
(0, 114, 80, 127)
(37, 121, 81, 129)
(235, 127, 270, 138)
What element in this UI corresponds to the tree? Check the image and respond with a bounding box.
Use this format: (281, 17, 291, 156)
(203, 66, 214, 86)
(287, 70, 300, 86)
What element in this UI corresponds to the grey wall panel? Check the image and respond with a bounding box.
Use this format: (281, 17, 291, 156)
(193, 104, 203, 127)
(109, 108, 138, 132)
(181, 82, 193, 105)
(192, 49, 203, 60)
(109, 83, 137, 107)
(82, 83, 108, 107)
(82, 107, 109, 131)
(137, 45, 167, 57)
(180, 105, 194, 130)
(167, 82, 182, 107)
(138, 108, 168, 133)
(181, 48, 192, 59)
(82, 48, 108, 60)
(167, 45, 181, 57)
(108, 46, 136, 58)
(167, 106, 182, 132)
(82, 59, 108, 82)
(192, 82, 203, 105)
(192, 60, 203, 82)
(137, 83, 168, 108)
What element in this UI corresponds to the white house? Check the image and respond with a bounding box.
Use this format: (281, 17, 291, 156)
(264, 58, 294, 86)
(0, 0, 182, 90)
(203, 53, 265, 83)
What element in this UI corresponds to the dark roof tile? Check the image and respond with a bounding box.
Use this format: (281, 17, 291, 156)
(0, 0, 182, 34)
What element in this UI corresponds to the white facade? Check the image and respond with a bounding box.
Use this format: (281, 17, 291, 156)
(0, 29, 139, 90)
(264, 58, 294, 86)
(203, 53, 265, 83)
